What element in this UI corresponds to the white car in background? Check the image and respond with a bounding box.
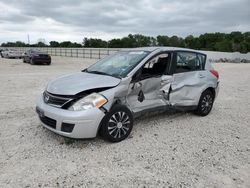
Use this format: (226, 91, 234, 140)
(1, 48, 23, 58)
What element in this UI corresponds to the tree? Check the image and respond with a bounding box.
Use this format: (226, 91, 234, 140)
(156, 35, 170, 46)
(1, 32, 249, 53)
(108, 38, 123, 48)
(214, 40, 232, 52)
(36, 41, 47, 47)
(59, 41, 81, 47)
(169, 36, 181, 47)
(185, 35, 199, 49)
(49, 41, 60, 47)
(83, 38, 107, 48)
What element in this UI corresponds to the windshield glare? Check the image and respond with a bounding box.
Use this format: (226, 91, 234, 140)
(86, 51, 149, 78)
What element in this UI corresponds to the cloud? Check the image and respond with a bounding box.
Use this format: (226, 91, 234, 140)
(0, 0, 249, 43)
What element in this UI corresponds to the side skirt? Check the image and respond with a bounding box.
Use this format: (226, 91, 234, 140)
(133, 105, 197, 118)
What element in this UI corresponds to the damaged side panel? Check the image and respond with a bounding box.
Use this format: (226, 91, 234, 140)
(100, 79, 131, 111)
(125, 75, 172, 113)
(169, 71, 207, 106)
(160, 75, 172, 99)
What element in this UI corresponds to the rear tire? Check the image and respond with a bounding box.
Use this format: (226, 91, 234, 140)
(100, 105, 133, 142)
(195, 90, 214, 116)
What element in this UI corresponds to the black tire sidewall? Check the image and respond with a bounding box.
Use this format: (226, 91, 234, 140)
(100, 105, 133, 142)
(196, 90, 214, 116)
(30, 58, 34, 65)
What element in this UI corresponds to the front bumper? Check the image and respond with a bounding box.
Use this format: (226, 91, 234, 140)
(36, 95, 105, 138)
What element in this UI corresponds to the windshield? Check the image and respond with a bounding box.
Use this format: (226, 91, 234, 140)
(30, 49, 41, 54)
(86, 51, 149, 78)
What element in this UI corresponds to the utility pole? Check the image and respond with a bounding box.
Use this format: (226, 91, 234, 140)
(27, 34, 30, 45)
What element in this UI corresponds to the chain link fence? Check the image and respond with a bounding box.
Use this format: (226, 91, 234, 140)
(11, 47, 121, 59)
(6, 47, 250, 62)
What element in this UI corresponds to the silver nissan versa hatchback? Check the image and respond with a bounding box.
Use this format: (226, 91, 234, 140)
(36, 47, 219, 142)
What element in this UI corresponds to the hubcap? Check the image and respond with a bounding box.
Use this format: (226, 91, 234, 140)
(108, 112, 130, 139)
(201, 94, 213, 113)
(117, 122, 123, 129)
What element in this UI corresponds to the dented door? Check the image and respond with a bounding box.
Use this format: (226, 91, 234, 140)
(126, 75, 172, 113)
(170, 71, 206, 106)
(169, 51, 207, 106)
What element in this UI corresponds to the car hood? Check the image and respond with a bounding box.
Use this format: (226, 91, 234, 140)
(47, 72, 121, 95)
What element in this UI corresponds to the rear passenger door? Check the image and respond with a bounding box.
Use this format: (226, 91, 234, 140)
(169, 51, 207, 107)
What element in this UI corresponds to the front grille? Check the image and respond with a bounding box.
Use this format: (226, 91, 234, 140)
(61, 123, 75, 133)
(39, 116, 56, 129)
(43, 91, 72, 108)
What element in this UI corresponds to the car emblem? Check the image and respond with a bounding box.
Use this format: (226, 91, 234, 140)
(45, 95, 50, 103)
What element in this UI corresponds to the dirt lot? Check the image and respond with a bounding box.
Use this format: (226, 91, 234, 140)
(0, 56, 250, 188)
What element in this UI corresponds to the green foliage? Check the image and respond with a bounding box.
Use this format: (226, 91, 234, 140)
(82, 32, 249, 53)
(1, 32, 249, 53)
(49, 41, 60, 47)
(83, 38, 108, 48)
(59, 41, 82, 48)
(1, 41, 28, 47)
(36, 41, 47, 47)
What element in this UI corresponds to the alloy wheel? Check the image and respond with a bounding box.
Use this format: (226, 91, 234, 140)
(108, 111, 131, 139)
(201, 94, 213, 114)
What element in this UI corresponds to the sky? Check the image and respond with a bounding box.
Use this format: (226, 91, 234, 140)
(0, 0, 249, 44)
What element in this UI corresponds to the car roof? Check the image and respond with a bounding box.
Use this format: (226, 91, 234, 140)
(123, 46, 206, 55)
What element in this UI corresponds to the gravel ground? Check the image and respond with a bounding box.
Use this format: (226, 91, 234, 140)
(0, 56, 250, 188)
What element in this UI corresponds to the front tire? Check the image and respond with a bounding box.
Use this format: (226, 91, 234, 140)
(100, 105, 133, 142)
(30, 58, 34, 65)
(195, 90, 214, 116)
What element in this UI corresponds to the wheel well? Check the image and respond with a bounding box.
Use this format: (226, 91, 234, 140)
(97, 102, 132, 136)
(97, 99, 122, 135)
(205, 87, 215, 99)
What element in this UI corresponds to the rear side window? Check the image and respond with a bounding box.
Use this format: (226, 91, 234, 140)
(175, 52, 203, 73)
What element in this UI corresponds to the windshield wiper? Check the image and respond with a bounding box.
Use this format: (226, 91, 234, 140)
(85, 70, 121, 79)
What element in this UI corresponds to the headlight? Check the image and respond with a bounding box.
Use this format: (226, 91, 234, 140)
(68, 93, 107, 111)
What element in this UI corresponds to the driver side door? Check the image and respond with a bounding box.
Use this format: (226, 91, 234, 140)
(126, 52, 172, 113)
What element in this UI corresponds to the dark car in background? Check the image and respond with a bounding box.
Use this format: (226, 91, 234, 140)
(23, 49, 51, 65)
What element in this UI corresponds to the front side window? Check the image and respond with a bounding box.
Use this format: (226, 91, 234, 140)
(86, 51, 149, 78)
(175, 52, 202, 73)
(140, 53, 170, 79)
